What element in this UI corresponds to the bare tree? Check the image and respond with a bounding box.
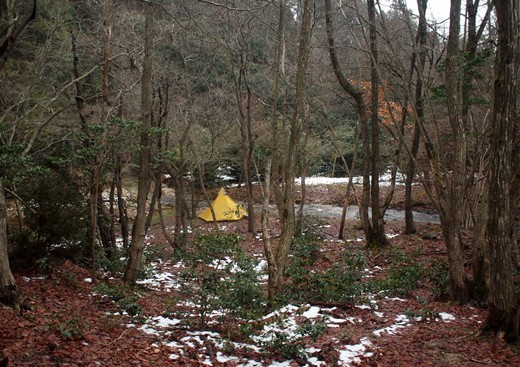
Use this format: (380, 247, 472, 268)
(262, 0, 285, 303)
(264, 0, 313, 300)
(124, 1, 154, 284)
(226, 12, 256, 233)
(325, 0, 391, 247)
(403, 0, 428, 234)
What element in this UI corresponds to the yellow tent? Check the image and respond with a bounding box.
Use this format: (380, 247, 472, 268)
(198, 188, 247, 222)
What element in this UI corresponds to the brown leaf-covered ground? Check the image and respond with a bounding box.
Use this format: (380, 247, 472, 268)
(1, 184, 519, 366)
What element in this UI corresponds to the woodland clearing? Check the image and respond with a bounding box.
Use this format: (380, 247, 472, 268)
(1, 180, 519, 367)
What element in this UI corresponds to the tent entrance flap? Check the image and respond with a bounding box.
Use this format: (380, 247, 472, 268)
(198, 188, 247, 222)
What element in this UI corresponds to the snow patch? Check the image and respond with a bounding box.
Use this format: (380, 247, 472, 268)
(437, 312, 456, 322)
(339, 337, 373, 365)
(302, 306, 321, 318)
(373, 314, 411, 337)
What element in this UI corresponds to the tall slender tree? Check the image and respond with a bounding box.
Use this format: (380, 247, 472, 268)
(403, 0, 428, 235)
(435, 0, 471, 303)
(325, 0, 389, 247)
(124, 1, 154, 284)
(366, 0, 388, 247)
(264, 0, 313, 300)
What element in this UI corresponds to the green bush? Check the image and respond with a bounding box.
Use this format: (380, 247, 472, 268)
(95, 247, 127, 274)
(426, 259, 450, 299)
(285, 249, 366, 305)
(176, 232, 265, 327)
(58, 319, 83, 340)
(217, 252, 266, 319)
(293, 215, 325, 265)
(377, 249, 424, 297)
(260, 319, 327, 360)
(404, 307, 439, 322)
(261, 330, 305, 360)
(93, 283, 125, 299)
(44, 315, 84, 341)
(116, 295, 142, 317)
(93, 283, 142, 317)
(10, 168, 87, 269)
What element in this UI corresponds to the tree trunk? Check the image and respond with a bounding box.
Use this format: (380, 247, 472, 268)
(97, 190, 113, 250)
(267, 0, 313, 300)
(325, 0, 374, 245)
(198, 163, 219, 232)
(109, 177, 117, 252)
(157, 180, 178, 250)
(338, 144, 360, 240)
(124, 3, 154, 284)
(145, 173, 161, 232)
(404, 0, 428, 234)
(264, 0, 284, 304)
(173, 174, 185, 246)
(261, 157, 278, 303)
(235, 59, 255, 233)
(269, 0, 285, 212)
(297, 128, 310, 225)
(89, 162, 100, 282)
(442, 0, 471, 303)
(0, 180, 18, 306)
(441, 217, 470, 302)
(404, 125, 420, 234)
(115, 155, 129, 249)
(482, 0, 519, 343)
(245, 86, 255, 233)
(367, 0, 387, 248)
(471, 180, 489, 302)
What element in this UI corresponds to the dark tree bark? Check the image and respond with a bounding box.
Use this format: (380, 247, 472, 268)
(482, 0, 520, 344)
(366, 0, 387, 248)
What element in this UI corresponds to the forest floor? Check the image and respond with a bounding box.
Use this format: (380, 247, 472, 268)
(1, 182, 519, 366)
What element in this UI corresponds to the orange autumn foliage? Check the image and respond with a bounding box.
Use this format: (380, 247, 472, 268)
(353, 80, 403, 127)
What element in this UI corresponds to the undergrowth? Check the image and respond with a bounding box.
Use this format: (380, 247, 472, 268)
(259, 319, 327, 360)
(172, 232, 266, 328)
(376, 247, 424, 297)
(285, 216, 367, 305)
